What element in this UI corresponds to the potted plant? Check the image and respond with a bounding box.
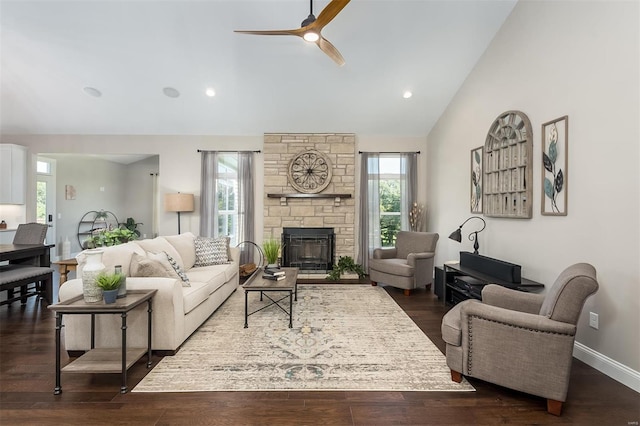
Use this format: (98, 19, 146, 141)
(327, 256, 366, 281)
(95, 272, 124, 304)
(86, 228, 137, 248)
(262, 238, 281, 268)
(119, 217, 143, 238)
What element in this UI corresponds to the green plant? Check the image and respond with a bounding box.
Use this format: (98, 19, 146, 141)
(95, 272, 124, 291)
(87, 228, 136, 248)
(262, 239, 281, 265)
(119, 217, 143, 238)
(327, 256, 366, 281)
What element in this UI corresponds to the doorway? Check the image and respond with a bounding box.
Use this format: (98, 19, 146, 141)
(36, 157, 56, 247)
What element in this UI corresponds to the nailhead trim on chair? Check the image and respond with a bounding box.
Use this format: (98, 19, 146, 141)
(466, 315, 575, 375)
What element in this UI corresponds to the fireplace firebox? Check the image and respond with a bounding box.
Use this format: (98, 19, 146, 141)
(281, 227, 335, 272)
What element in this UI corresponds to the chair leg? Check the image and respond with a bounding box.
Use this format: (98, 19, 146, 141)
(547, 399, 563, 416)
(403, 289, 411, 296)
(371, 281, 377, 286)
(451, 370, 463, 383)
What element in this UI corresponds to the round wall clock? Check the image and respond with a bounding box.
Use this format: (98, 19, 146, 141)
(288, 150, 332, 194)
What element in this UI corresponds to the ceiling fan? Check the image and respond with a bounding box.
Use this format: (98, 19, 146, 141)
(234, 0, 351, 66)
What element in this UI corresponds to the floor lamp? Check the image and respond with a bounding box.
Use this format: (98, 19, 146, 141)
(164, 193, 194, 234)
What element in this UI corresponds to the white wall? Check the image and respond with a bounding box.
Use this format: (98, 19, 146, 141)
(427, 0, 639, 382)
(4, 134, 428, 250)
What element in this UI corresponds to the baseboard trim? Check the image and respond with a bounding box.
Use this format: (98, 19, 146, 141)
(574, 342, 640, 393)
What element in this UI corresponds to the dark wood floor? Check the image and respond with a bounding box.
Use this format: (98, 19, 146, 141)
(1, 282, 638, 425)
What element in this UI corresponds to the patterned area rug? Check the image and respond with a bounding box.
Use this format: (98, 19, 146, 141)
(133, 284, 474, 392)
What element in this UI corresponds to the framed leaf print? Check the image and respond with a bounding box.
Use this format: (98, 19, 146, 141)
(470, 146, 483, 213)
(541, 116, 568, 215)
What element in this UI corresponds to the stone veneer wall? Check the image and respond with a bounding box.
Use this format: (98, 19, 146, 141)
(263, 133, 356, 261)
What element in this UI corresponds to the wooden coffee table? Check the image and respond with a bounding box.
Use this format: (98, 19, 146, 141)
(243, 267, 298, 328)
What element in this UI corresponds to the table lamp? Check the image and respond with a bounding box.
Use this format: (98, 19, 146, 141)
(448, 216, 486, 254)
(164, 193, 194, 234)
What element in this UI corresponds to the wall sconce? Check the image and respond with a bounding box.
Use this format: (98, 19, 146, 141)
(164, 193, 194, 234)
(448, 216, 486, 254)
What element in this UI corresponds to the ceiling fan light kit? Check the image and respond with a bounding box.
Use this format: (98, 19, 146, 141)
(234, 0, 350, 66)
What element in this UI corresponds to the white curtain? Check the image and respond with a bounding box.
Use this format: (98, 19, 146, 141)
(199, 151, 255, 264)
(199, 151, 218, 237)
(358, 153, 380, 271)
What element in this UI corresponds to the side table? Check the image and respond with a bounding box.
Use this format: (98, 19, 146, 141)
(48, 289, 157, 394)
(52, 258, 78, 286)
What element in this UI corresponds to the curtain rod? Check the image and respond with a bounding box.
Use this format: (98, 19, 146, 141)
(197, 149, 261, 153)
(358, 151, 420, 154)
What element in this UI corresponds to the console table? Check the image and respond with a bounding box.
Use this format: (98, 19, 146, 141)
(48, 289, 156, 394)
(436, 261, 544, 305)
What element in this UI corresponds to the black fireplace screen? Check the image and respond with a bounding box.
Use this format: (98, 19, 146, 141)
(281, 227, 335, 272)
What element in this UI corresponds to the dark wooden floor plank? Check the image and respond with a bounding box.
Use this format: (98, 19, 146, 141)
(1, 281, 638, 425)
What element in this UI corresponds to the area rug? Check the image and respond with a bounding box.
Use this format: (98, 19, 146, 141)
(133, 284, 474, 392)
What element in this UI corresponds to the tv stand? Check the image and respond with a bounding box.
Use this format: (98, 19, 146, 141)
(435, 253, 544, 305)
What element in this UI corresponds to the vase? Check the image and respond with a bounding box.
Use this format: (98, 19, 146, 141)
(82, 249, 105, 303)
(102, 289, 119, 304)
(114, 265, 127, 298)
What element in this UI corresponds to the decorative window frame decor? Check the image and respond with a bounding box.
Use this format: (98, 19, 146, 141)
(470, 146, 483, 213)
(482, 110, 533, 219)
(541, 115, 568, 216)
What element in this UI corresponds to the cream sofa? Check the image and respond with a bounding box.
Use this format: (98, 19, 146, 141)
(58, 232, 239, 354)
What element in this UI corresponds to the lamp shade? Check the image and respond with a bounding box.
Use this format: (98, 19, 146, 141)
(448, 228, 462, 242)
(164, 193, 194, 213)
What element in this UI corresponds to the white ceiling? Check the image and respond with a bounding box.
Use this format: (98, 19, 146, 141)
(0, 0, 517, 137)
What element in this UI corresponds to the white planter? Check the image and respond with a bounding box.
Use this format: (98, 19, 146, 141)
(82, 249, 105, 303)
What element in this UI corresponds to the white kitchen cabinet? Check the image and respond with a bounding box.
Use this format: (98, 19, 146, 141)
(0, 144, 27, 204)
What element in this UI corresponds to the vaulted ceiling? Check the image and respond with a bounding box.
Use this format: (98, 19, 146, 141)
(1, 0, 517, 136)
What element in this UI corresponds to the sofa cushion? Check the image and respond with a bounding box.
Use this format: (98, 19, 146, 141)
(164, 233, 196, 270)
(187, 265, 231, 293)
(182, 282, 211, 314)
(369, 258, 414, 277)
(76, 242, 145, 276)
(194, 236, 231, 267)
(136, 237, 184, 269)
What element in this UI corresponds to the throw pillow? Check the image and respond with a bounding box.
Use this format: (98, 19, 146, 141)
(164, 251, 190, 286)
(194, 236, 231, 267)
(130, 253, 173, 279)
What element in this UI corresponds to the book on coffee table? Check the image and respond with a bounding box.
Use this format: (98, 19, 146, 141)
(264, 268, 285, 276)
(262, 274, 286, 281)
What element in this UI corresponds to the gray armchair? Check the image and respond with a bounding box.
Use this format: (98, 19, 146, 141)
(369, 231, 439, 295)
(441, 263, 599, 415)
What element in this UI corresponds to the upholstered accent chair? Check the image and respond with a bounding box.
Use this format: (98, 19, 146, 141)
(441, 263, 599, 416)
(369, 231, 439, 296)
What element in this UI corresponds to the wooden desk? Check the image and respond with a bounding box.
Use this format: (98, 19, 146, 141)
(52, 258, 78, 285)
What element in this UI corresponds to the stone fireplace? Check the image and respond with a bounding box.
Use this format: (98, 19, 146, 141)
(263, 133, 356, 265)
(281, 227, 335, 271)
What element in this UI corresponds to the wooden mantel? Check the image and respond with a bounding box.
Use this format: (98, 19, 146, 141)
(267, 193, 352, 206)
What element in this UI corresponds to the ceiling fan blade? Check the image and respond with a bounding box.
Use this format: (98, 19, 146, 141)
(317, 36, 345, 66)
(314, 0, 351, 29)
(234, 29, 304, 37)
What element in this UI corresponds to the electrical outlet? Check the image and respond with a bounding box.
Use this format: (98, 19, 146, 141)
(589, 312, 599, 329)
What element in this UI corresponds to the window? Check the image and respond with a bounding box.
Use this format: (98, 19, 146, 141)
(379, 156, 403, 246)
(216, 154, 239, 246)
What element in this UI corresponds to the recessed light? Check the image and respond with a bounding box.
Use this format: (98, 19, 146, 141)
(83, 87, 102, 97)
(205, 88, 216, 97)
(163, 87, 180, 98)
(403, 91, 413, 99)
